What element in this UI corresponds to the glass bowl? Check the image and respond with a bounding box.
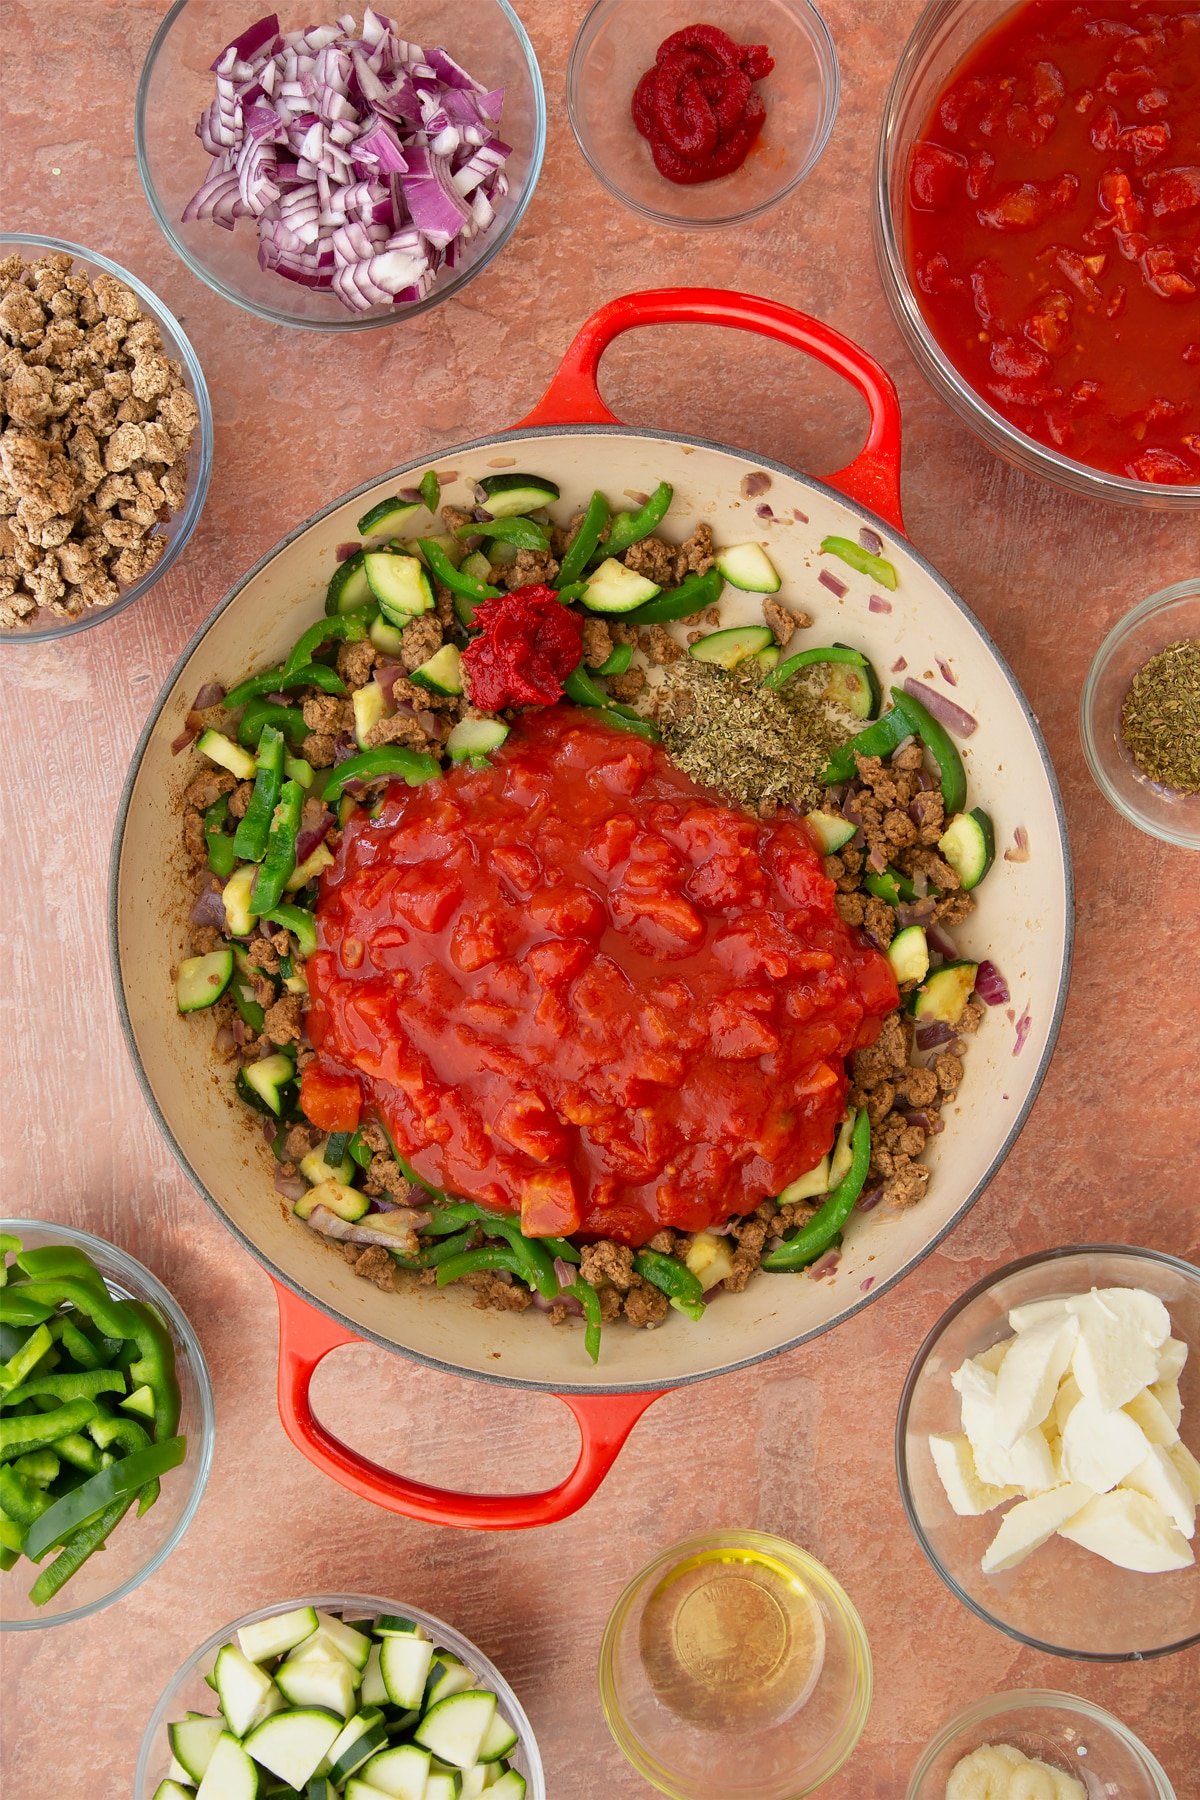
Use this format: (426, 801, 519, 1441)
(896, 1246, 1200, 1662)
(0, 1218, 214, 1631)
(872, 0, 1200, 511)
(0, 233, 213, 644)
(135, 1592, 546, 1797)
(135, 0, 546, 330)
(567, 0, 839, 231)
(598, 1530, 872, 1798)
(908, 1691, 1178, 1800)
(1080, 581, 1200, 852)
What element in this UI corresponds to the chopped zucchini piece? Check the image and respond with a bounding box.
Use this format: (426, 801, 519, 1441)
(938, 808, 995, 890)
(581, 558, 661, 613)
(197, 730, 257, 782)
(714, 542, 781, 593)
(293, 1180, 369, 1223)
(358, 496, 422, 542)
(777, 1156, 830, 1204)
(687, 624, 774, 669)
(804, 809, 857, 854)
(353, 682, 389, 750)
(409, 643, 463, 696)
(908, 961, 979, 1027)
(364, 553, 434, 624)
(326, 550, 375, 616)
(176, 949, 234, 1014)
(887, 924, 930, 986)
(478, 472, 560, 518)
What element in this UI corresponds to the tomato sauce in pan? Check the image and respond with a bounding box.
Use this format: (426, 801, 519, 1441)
(303, 708, 897, 1246)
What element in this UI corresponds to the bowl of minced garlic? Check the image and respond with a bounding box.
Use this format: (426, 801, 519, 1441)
(1081, 580, 1200, 851)
(908, 1692, 1178, 1800)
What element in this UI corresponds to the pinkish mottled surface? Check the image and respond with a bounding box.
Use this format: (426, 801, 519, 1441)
(2, 1, 1198, 1797)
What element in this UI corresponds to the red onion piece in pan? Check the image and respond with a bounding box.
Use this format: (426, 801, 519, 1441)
(926, 923, 959, 961)
(336, 541, 360, 562)
(304, 1203, 431, 1246)
(295, 810, 334, 862)
(793, 508, 809, 523)
(892, 656, 907, 673)
(860, 1275, 875, 1293)
(857, 1184, 884, 1213)
(171, 724, 198, 755)
(915, 1020, 954, 1051)
(756, 503, 775, 520)
(868, 594, 892, 614)
(808, 1248, 841, 1279)
(741, 471, 772, 498)
(1013, 1007, 1033, 1057)
(974, 959, 1010, 1006)
(858, 526, 884, 556)
(190, 885, 228, 929)
(274, 1169, 308, 1203)
(1004, 824, 1031, 863)
(902, 677, 977, 738)
(191, 681, 226, 710)
(935, 656, 958, 687)
(818, 569, 848, 599)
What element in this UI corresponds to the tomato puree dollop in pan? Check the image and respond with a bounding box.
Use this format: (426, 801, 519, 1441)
(304, 709, 898, 1247)
(905, 0, 1200, 485)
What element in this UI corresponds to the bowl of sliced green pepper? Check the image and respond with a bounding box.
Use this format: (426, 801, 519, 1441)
(0, 1220, 213, 1630)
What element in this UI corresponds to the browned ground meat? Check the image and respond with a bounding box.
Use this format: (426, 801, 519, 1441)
(640, 624, 683, 665)
(263, 993, 303, 1044)
(182, 809, 206, 862)
(464, 1272, 533, 1312)
(342, 1243, 397, 1290)
(504, 548, 559, 589)
(400, 614, 443, 671)
(607, 667, 647, 702)
(336, 638, 376, 688)
(283, 1123, 318, 1161)
(580, 1241, 635, 1292)
(302, 694, 350, 734)
(365, 713, 434, 751)
(364, 1156, 415, 1201)
(246, 935, 281, 975)
(227, 780, 253, 819)
(763, 597, 804, 646)
(185, 768, 234, 810)
(622, 1281, 670, 1327)
(580, 617, 613, 669)
(303, 732, 337, 768)
(623, 535, 677, 588)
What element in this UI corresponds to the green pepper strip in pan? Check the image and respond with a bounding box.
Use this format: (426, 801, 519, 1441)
(889, 686, 968, 816)
(264, 902, 317, 958)
(30, 1495, 136, 1607)
(419, 467, 440, 514)
(233, 724, 285, 863)
(563, 666, 609, 709)
(555, 490, 610, 590)
(320, 746, 440, 804)
(595, 643, 633, 678)
(603, 708, 662, 744)
(412, 1204, 558, 1298)
(457, 516, 551, 552)
(633, 1250, 706, 1320)
(0, 1400, 98, 1461)
(821, 704, 914, 786)
(864, 866, 918, 906)
(237, 699, 310, 751)
(249, 780, 304, 916)
(435, 1244, 526, 1288)
(590, 482, 673, 565)
(203, 796, 238, 880)
(418, 538, 501, 604)
(762, 1112, 872, 1271)
(281, 612, 371, 680)
(763, 644, 868, 691)
(820, 535, 898, 591)
(223, 662, 347, 709)
(624, 566, 723, 625)
(564, 1279, 603, 1364)
(409, 1228, 479, 1270)
(542, 1237, 581, 1266)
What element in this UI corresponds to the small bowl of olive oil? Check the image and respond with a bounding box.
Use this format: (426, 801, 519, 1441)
(598, 1530, 872, 1798)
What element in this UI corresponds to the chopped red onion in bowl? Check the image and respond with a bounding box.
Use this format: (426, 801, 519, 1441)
(818, 569, 848, 599)
(183, 12, 513, 315)
(901, 677, 978, 739)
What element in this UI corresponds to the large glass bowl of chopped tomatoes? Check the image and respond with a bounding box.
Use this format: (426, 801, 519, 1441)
(874, 0, 1200, 509)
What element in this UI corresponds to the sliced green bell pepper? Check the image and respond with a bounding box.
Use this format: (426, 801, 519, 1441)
(762, 1111, 872, 1271)
(223, 662, 347, 709)
(320, 746, 440, 804)
(889, 686, 967, 816)
(282, 612, 371, 680)
(820, 535, 898, 591)
(555, 490, 610, 589)
(591, 482, 673, 564)
(249, 778, 304, 915)
(624, 565, 723, 624)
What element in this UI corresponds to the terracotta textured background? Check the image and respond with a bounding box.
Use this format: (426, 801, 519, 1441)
(3, 1, 1199, 1795)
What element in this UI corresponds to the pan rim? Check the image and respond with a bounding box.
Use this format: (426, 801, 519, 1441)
(108, 421, 1076, 1396)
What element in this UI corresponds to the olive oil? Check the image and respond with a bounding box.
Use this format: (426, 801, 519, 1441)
(639, 1544, 827, 1732)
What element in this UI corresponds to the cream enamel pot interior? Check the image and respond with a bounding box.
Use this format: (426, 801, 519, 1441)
(110, 289, 1073, 1529)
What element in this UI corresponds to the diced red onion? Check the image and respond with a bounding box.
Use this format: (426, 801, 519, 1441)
(819, 569, 848, 599)
(184, 13, 510, 313)
(866, 844, 888, 874)
(304, 1203, 430, 1245)
(858, 526, 884, 556)
(911, 866, 929, 898)
(1004, 825, 1031, 864)
(336, 540, 360, 561)
(756, 503, 774, 520)
(275, 1170, 309, 1202)
(332, 731, 360, 765)
(896, 898, 936, 928)
(214, 1024, 237, 1055)
(793, 508, 808, 523)
(190, 886, 228, 930)
(741, 471, 772, 498)
(1013, 1007, 1033, 1057)
(191, 680, 226, 710)
(295, 810, 334, 861)
(857, 1184, 884, 1213)
(935, 656, 958, 687)
(860, 1275, 875, 1292)
(171, 723, 199, 755)
(927, 923, 959, 961)
(974, 959, 1010, 1006)
(902, 1109, 944, 1134)
(552, 1256, 576, 1290)
(808, 1248, 841, 1280)
(374, 661, 413, 702)
(915, 1020, 954, 1051)
(892, 656, 907, 672)
(868, 594, 892, 614)
(902, 677, 978, 738)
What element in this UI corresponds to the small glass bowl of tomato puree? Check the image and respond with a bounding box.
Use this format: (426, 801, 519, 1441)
(567, 0, 839, 230)
(874, 0, 1200, 509)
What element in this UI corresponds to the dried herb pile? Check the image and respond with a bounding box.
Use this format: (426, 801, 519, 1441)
(1120, 638, 1200, 795)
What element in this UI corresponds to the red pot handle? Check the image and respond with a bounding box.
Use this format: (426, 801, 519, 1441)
(517, 287, 906, 532)
(273, 1279, 664, 1529)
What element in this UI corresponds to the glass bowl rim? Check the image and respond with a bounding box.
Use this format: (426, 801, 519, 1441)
(133, 1590, 547, 1797)
(0, 232, 214, 645)
(1079, 579, 1200, 852)
(905, 1686, 1178, 1799)
(871, 0, 1200, 511)
(133, 0, 548, 332)
(0, 1215, 215, 1633)
(565, 0, 841, 233)
(895, 1242, 1200, 1663)
(597, 1528, 873, 1798)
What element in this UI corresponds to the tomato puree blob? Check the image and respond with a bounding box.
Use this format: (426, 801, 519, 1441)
(305, 708, 897, 1247)
(905, 0, 1200, 484)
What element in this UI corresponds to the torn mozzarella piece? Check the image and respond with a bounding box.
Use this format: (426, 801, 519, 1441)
(1059, 1488, 1194, 1573)
(946, 1741, 1086, 1800)
(981, 1483, 1095, 1574)
(1060, 1393, 1151, 1493)
(1148, 1377, 1182, 1431)
(1052, 1372, 1082, 1437)
(1122, 1446, 1197, 1540)
(1157, 1337, 1188, 1382)
(929, 1433, 1019, 1516)
(1070, 1290, 1160, 1411)
(1124, 1385, 1180, 1448)
(993, 1314, 1078, 1449)
(1007, 1296, 1072, 1334)
(952, 1359, 1057, 1493)
(1168, 1440, 1200, 1503)
(974, 1338, 1011, 1376)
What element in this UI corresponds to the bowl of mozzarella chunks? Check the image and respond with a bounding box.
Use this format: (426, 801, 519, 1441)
(897, 1247, 1200, 1660)
(138, 1595, 543, 1800)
